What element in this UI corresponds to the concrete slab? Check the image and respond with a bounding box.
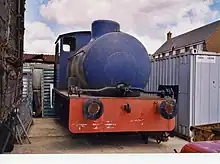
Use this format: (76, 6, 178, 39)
(11, 118, 188, 154)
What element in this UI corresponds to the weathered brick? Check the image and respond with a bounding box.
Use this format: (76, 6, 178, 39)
(0, 0, 26, 120)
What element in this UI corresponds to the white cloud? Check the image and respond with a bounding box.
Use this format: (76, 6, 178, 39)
(24, 21, 56, 54)
(39, 0, 219, 54)
(25, 0, 219, 54)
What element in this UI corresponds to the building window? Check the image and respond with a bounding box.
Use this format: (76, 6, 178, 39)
(185, 47, 190, 52)
(169, 51, 173, 55)
(176, 49, 180, 55)
(193, 45, 197, 49)
(203, 42, 207, 51)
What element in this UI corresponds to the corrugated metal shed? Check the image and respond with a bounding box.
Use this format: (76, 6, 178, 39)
(23, 63, 55, 117)
(146, 51, 220, 139)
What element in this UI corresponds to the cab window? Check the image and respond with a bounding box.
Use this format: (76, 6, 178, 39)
(62, 37, 76, 52)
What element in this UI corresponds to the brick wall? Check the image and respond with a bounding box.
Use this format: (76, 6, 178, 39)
(0, 0, 26, 120)
(206, 27, 220, 53)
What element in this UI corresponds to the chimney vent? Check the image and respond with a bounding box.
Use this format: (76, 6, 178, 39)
(167, 31, 172, 41)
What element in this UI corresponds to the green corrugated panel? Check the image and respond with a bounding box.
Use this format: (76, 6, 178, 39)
(42, 68, 55, 117)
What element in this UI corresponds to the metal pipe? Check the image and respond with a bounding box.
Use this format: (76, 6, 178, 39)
(70, 86, 166, 95)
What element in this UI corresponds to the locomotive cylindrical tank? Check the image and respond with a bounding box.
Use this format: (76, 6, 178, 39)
(68, 20, 151, 91)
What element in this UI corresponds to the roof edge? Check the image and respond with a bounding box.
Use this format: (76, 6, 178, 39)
(154, 20, 220, 55)
(154, 40, 205, 55)
(55, 31, 91, 44)
(168, 20, 220, 41)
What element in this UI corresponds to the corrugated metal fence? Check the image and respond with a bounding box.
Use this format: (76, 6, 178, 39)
(17, 68, 33, 139)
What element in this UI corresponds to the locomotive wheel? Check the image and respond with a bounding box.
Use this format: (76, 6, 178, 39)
(158, 98, 177, 120)
(83, 98, 104, 120)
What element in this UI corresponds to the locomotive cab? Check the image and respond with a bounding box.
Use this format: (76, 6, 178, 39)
(54, 31, 91, 90)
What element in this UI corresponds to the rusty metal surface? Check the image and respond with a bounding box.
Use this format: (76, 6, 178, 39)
(0, 0, 25, 121)
(23, 54, 55, 64)
(190, 123, 220, 142)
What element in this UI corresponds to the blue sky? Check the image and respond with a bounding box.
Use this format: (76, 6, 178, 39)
(210, 0, 220, 20)
(24, 0, 220, 54)
(211, 0, 220, 10)
(25, 0, 59, 33)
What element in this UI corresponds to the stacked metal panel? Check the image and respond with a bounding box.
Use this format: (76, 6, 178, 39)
(146, 51, 220, 139)
(42, 67, 55, 117)
(22, 65, 33, 98)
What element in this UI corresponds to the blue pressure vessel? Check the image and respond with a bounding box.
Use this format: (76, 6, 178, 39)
(68, 20, 151, 91)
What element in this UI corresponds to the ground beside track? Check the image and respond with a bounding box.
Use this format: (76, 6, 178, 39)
(11, 118, 188, 154)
